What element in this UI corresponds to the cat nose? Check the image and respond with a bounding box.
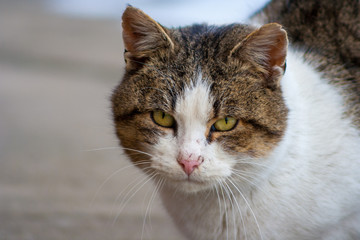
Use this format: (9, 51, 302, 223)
(177, 154, 204, 176)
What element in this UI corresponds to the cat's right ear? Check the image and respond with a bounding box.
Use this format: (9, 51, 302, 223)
(229, 23, 288, 89)
(122, 6, 174, 67)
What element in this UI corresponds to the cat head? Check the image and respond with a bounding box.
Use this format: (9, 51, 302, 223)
(112, 6, 288, 193)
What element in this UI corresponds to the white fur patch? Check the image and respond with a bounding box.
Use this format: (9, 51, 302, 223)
(150, 73, 234, 192)
(175, 77, 213, 151)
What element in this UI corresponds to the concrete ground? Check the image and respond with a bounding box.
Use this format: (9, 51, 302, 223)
(0, 1, 185, 239)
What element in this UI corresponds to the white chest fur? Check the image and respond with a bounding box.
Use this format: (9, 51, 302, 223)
(160, 49, 360, 240)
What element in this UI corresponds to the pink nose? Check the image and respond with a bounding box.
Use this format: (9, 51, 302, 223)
(177, 154, 204, 176)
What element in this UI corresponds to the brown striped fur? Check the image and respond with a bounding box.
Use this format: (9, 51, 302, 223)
(112, 7, 289, 163)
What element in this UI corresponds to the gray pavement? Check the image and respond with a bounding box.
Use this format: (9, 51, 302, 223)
(0, 1, 184, 239)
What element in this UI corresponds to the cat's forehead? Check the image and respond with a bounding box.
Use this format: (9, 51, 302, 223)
(143, 58, 261, 117)
(175, 74, 214, 124)
(117, 50, 265, 119)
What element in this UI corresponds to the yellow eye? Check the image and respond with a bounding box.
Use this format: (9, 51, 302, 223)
(213, 117, 237, 131)
(152, 111, 175, 128)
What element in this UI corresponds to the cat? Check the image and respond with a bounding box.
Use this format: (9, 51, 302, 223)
(111, 0, 360, 239)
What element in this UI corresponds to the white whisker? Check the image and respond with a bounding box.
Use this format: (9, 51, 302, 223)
(223, 180, 247, 240)
(120, 147, 155, 158)
(230, 170, 267, 196)
(141, 177, 165, 240)
(90, 161, 151, 206)
(228, 178, 264, 240)
(81, 146, 119, 152)
(235, 160, 270, 168)
(111, 169, 152, 219)
(232, 168, 260, 177)
(83, 146, 155, 158)
(222, 181, 237, 240)
(214, 184, 223, 236)
(218, 180, 229, 240)
(113, 171, 158, 225)
(112, 167, 154, 212)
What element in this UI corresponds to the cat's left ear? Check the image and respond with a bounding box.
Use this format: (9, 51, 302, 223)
(122, 6, 174, 61)
(230, 23, 288, 88)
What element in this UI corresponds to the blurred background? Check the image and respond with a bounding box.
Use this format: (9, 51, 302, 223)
(0, 0, 269, 239)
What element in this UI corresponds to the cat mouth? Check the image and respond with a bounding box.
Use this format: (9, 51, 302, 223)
(168, 177, 217, 193)
(172, 176, 212, 186)
(154, 168, 215, 189)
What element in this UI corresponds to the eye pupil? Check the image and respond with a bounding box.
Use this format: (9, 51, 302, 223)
(162, 112, 165, 119)
(225, 117, 228, 124)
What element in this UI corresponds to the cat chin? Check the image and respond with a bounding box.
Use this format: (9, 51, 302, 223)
(164, 177, 217, 194)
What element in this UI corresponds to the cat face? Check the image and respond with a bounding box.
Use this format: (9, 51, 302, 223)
(112, 6, 288, 193)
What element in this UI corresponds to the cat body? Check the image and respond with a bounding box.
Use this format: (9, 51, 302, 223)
(161, 50, 360, 239)
(112, 0, 360, 239)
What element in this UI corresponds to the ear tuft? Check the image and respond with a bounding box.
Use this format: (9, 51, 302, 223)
(122, 6, 174, 56)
